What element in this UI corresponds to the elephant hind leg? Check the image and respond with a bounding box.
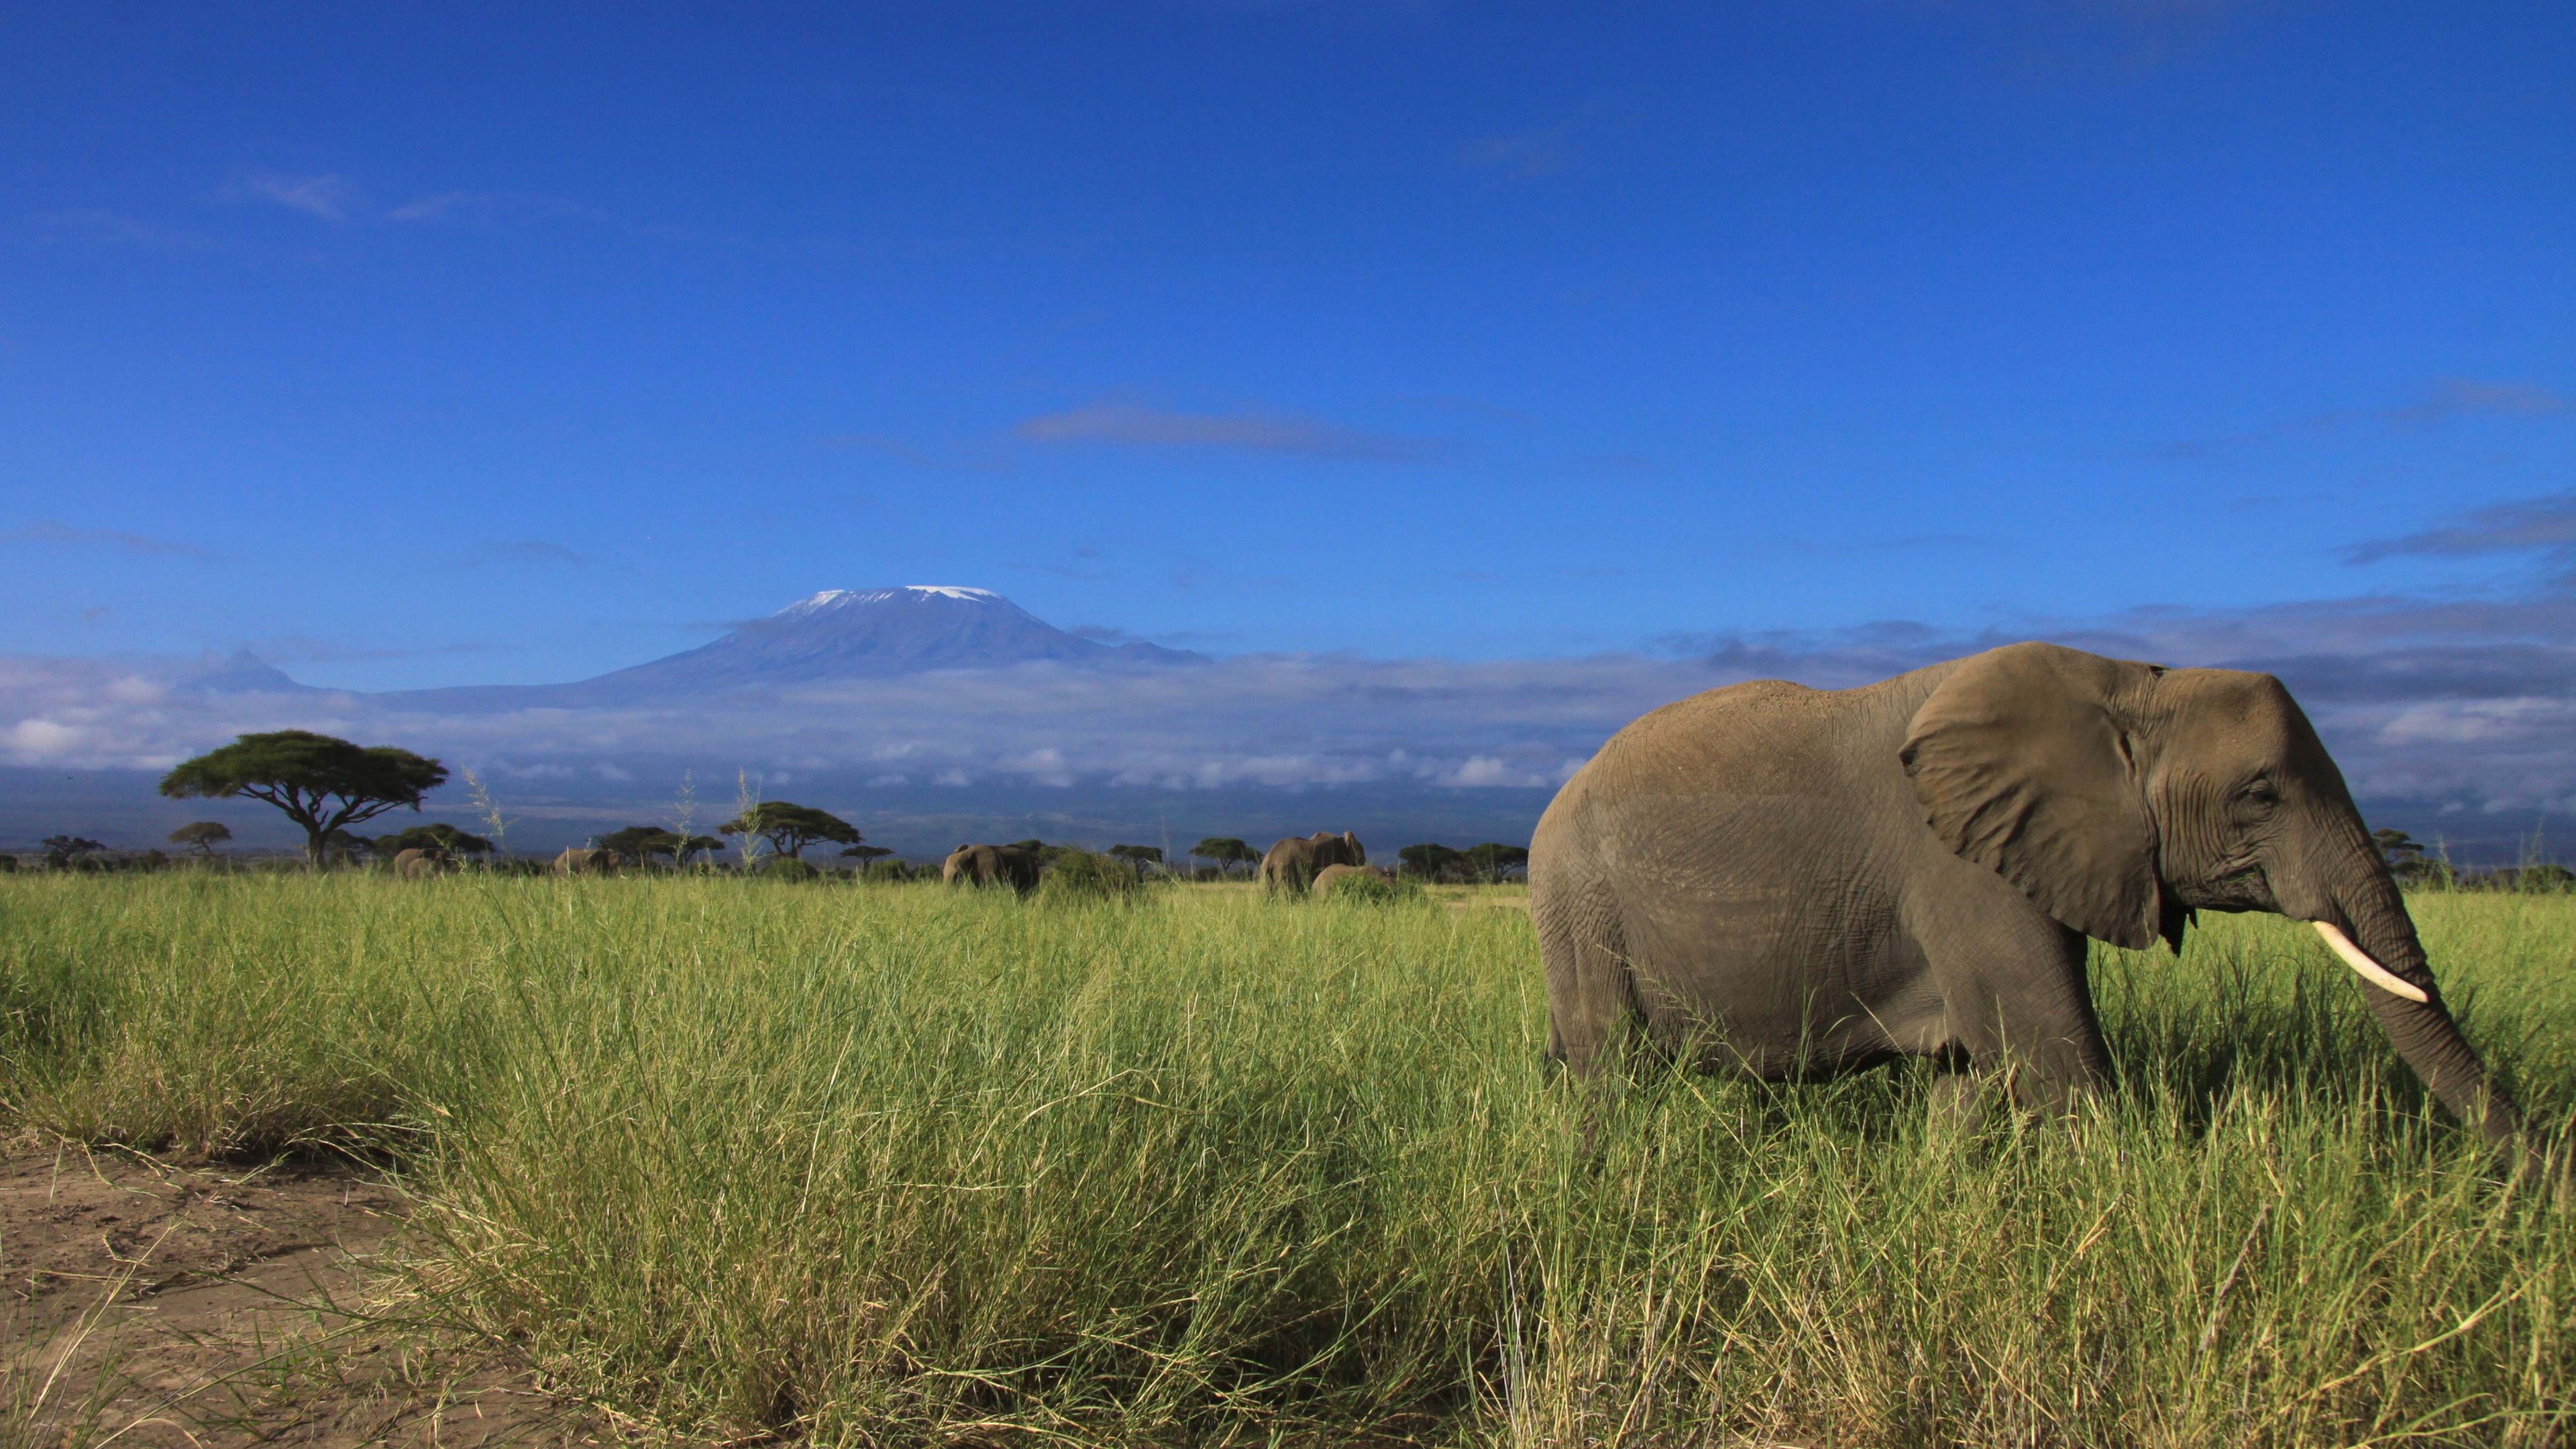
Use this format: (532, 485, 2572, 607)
(1534, 871, 1636, 1076)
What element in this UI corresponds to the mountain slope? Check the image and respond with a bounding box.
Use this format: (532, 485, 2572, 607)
(368, 586, 1203, 710)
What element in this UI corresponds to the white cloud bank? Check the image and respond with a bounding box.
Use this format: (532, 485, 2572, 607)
(5, 619, 2574, 830)
(0, 651, 1714, 796)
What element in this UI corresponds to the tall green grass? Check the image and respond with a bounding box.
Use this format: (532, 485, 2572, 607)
(1, 875, 2568, 1445)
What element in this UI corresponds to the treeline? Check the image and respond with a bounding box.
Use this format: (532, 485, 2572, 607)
(15, 722, 1566, 881)
(3, 727, 1552, 883)
(2375, 829, 2576, 894)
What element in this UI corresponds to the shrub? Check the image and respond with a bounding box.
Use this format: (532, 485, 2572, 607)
(1038, 850, 1142, 901)
(1322, 869, 1425, 905)
(753, 855, 823, 883)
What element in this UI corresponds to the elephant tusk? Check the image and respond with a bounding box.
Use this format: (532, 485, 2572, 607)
(2312, 921, 2431, 1004)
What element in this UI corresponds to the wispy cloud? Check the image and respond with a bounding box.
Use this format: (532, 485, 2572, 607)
(818, 431, 1018, 476)
(1, 521, 215, 559)
(256, 637, 490, 665)
(232, 171, 351, 222)
(388, 190, 599, 226)
(1464, 125, 1574, 180)
(1014, 402, 1440, 462)
(457, 539, 590, 569)
(1776, 532, 1986, 556)
(2149, 378, 2574, 461)
(33, 209, 214, 250)
(2345, 494, 2576, 567)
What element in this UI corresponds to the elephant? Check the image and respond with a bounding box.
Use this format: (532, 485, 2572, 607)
(1260, 832, 1366, 894)
(1530, 641, 2525, 1152)
(1313, 863, 1397, 895)
(943, 843, 1042, 896)
(391, 847, 450, 879)
(553, 847, 627, 876)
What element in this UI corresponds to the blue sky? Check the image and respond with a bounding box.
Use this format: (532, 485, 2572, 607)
(4, 1, 2568, 689)
(3, 3, 2575, 857)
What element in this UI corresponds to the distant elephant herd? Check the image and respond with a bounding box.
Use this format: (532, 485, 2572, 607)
(389, 835, 1396, 894)
(928, 831, 1392, 897)
(375, 643, 2553, 1165)
(388, 845, 631, 877)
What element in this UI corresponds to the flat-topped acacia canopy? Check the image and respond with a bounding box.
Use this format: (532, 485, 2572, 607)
(159, 729, 447, 867)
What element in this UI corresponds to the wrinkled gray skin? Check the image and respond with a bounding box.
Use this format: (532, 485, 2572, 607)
(1260, 832, 1366, 894)
(1312, 863, 1396, 895)
(944, 843, 1042, 895)
(553, 847, 627, 876)
(1532, 642, 2523, 1151)
(391, 847, 449, 879)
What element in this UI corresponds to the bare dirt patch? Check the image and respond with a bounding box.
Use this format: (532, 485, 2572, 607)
(1, 1140, 607, 1448)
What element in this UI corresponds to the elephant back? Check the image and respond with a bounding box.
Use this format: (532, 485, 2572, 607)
(1261, 830, 1366, 893)
(990, 845, 1042, 893)
(945, 844, 1039, 894)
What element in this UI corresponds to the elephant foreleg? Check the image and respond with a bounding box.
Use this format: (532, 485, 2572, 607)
(1913, 897, 2110, 1118)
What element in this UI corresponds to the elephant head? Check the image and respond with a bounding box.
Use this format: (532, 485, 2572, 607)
(1900, 642, 2517, 1145)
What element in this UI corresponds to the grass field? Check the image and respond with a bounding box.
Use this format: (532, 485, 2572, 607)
(1, 875, 2569, 1446)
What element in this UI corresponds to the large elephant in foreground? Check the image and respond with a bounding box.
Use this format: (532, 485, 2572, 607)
(553, 847, 627, 876)
(1531, 642, 2524, 1150)
(1260, 832, 1366, 893)
(943, 843, 1042, 895)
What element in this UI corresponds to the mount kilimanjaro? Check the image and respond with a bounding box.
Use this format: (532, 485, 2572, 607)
(353, 586, 1204, 711)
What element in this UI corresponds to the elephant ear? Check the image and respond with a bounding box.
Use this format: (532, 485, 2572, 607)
(1342, 832, 1364, 864)
(1899, 643, 2166, 951)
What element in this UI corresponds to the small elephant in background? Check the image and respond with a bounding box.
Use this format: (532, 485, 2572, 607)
(1261, 831, 1366, 894)
(553, 847, 626, 876)
(1312, 863, 1396, 896)
(943, 843, 1042, 895)
(391, 847, 450, 879)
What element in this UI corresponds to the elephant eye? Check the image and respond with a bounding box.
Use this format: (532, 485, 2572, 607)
(2241, 780, 2279, 807)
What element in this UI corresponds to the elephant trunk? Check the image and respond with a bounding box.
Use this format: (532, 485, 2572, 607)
(2312, 838, 2520, 1148)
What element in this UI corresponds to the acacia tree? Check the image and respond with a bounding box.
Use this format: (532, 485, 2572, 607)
(1191, 837, 1258, 877)
(1397, 843, 1466, 881)
(168, 821, 232, 857)
(597, 826, 728, 867)
(839, 844, 895, 875)
(376, 822, 494, 857)
(41, 835, 105, 869)
(1109, 844, 1165, 876)
(601, 825, 684, 865)
(1463, 843, 1531, 883)
(158, 731, 448, 867)
(2372, 827, 2435, 883)
(717, 800, 863, 860)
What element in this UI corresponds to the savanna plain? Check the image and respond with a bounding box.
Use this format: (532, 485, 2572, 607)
(1, 874, 2569, 1447)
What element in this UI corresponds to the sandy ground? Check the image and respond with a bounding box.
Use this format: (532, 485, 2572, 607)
(1, 1141, 608, 1448)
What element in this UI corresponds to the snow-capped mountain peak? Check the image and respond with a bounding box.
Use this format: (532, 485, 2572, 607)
(553, 586, 1202, 700)
(781, 586, 999, 616)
